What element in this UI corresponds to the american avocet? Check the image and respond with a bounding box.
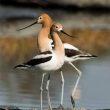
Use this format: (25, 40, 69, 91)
(15, 23, 73, 110)
(17, 13, 54, 109)
(62, 43, 97, 107)
(51, 41, 97, 107)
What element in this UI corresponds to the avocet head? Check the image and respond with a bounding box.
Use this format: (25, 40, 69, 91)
(17, 13, 52, 31)
(51, 23, 63, 32)
(51, 23, 74, 38)
(37, 13, 52, 24)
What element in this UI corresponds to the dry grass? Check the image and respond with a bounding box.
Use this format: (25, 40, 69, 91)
(0, 36, 38, 65)
(61, 28, 110, 54)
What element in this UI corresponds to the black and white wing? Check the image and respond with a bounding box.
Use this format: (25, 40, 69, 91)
(64, 43, 97, 60)
(14, 51, 52, 69)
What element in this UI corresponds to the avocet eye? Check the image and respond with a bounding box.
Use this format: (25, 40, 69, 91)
(39, 16, 42, 19)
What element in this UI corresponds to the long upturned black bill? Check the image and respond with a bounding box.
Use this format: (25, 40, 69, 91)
(60, 30, 75, 38)
(17, 21, 37, 31)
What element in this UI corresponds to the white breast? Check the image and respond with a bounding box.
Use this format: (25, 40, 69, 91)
(36, 52, 64, 72)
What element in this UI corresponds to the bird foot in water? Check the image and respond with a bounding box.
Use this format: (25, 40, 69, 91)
(71, 96, 75, 108)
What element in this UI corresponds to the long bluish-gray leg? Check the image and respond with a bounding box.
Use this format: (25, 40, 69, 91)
(46, 74, 52, 110)
(68, 62, 82, 108)
(40, 73, 47, 110)
(59, 69, 64, 108)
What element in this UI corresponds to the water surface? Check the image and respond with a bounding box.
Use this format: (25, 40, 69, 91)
(0, 52, 110, 109)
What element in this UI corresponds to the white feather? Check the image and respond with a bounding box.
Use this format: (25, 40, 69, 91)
(64, 43, 79, 51)
(33, 53, 52, 59)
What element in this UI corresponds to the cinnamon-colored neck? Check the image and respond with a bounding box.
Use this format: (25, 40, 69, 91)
(37, 21, 52, 52)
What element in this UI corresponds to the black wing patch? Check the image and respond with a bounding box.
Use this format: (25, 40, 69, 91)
(25, 51, 52, 66)
(14, 51, 52, 68)
(25, 56, 52, 66)
(65, 49, 81, 57)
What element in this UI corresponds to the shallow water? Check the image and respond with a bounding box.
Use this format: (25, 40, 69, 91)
(0, 52, 110, 109)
